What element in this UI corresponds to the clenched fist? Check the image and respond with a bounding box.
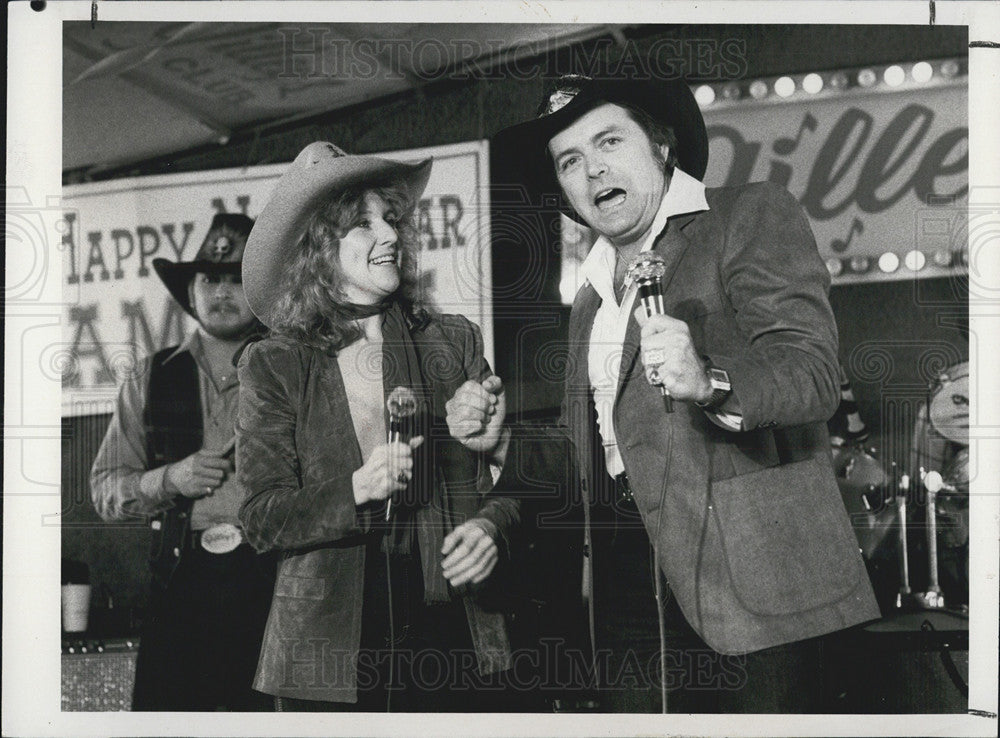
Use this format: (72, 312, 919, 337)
(634, 308, 713, 403)
(352, 436, 424, 506)
(445, 375, 506, 454)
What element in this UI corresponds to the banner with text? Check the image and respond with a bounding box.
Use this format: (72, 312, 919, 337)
(704, 81, 967, 274)
(61, 140, 492, 417)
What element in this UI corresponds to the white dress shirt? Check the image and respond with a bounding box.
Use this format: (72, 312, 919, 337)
(579, 168, 712, 477)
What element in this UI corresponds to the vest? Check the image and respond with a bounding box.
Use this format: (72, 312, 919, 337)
(143, 347, 201, 588)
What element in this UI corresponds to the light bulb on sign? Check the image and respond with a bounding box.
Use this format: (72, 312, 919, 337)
(803, 73, 823, 94)
(941, 60, 960, 78)
(695, 85, 716, 106)
(774, 76, 795, 97)
(721, 84, 741, 100)
(749, 80, 768, 99)
(878, 252, 900, 273)
(904, 250, 926, 271)
(932, 249, 953, 267)
(912, 62, 933, 83)
(884, 65, 905, 87)
(849, 256, 871, 273)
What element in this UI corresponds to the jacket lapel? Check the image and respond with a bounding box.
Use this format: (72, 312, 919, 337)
(566, 282, 600, 481)
(615, 212, 699, 403)
(569, 281, 601, 389)
(313, 352, 367, 517)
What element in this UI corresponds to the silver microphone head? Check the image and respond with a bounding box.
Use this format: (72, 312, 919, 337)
(387, 386, 418, 418)
(626, 252, 667, 285)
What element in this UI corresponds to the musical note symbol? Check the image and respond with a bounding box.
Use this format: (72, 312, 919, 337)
(773, 113, 818, 156)
(832, 218, 864, 253)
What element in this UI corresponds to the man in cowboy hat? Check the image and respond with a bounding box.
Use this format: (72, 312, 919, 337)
(91, 212, 275, 711)
(492, 75, 879, 712)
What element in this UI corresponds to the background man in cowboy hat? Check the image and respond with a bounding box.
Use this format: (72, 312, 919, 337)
(91, 212, 275, 711)
(493, 75, 879, 712)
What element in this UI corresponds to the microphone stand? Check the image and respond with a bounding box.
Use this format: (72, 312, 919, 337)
(896, 468, 947, 610)
(914, 469, 946, 608)
(894, 467, 912, 608)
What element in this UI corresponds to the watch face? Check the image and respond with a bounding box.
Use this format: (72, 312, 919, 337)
(708, 368, 729, 384)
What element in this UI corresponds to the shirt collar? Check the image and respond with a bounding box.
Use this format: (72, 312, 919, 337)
(163, 329, 204, 364)
(578, 167, 709, 303)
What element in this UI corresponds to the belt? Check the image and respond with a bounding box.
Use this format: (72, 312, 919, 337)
(189, 523, 245, 554)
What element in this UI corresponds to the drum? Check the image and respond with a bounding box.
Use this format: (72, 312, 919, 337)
(928, 361, 969, 445)
(832, 445, 896, 559)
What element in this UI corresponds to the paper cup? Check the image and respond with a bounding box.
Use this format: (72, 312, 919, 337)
(61, 584, 91, 633)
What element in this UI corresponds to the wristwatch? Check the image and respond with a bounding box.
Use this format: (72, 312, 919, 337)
(695, 360, 732, 409)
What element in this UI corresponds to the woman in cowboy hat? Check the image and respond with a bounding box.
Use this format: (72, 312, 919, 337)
(236, 142, 518, 712)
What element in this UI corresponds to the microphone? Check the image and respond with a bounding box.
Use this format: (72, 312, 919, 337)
(385, 386, 418, 521)
(627, 253, 673, 413)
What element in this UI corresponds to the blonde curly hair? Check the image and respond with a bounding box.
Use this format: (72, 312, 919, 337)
(268, 183, 424, 353)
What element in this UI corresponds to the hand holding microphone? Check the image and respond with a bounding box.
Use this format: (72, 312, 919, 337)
(628, 254, 713, 410)
(351, 435, 423, 508)
(351, 387, 422, 514)
(628, 254, 674, 412)
(383, 387, 419, 520)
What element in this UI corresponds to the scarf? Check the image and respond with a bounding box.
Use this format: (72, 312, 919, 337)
(376, 300, 457, 602)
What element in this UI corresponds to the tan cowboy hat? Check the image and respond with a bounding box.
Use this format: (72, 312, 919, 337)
(243, 142, 432, 327)
(152, 213, 254, 317)
(491, 74, 708, 224)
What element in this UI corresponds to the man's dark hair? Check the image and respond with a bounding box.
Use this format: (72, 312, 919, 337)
(542, 99, 681, 183)
(619, 102, 680, 175)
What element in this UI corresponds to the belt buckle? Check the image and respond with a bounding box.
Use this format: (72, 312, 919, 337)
(199, 523, 243, 554)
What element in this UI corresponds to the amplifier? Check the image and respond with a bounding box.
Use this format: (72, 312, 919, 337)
(61, 639, 139, 711)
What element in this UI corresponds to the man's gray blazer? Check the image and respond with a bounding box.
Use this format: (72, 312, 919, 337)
(563, 180, 880, 655)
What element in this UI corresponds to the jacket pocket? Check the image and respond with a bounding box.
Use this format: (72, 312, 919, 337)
(709, 428, 781, 482)
(710, 455, 861, 616)
(274, 574, 327, 600)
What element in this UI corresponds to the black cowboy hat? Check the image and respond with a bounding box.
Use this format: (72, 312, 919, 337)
(491, 74, 708, 223)
(152, 213, 254, 318)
